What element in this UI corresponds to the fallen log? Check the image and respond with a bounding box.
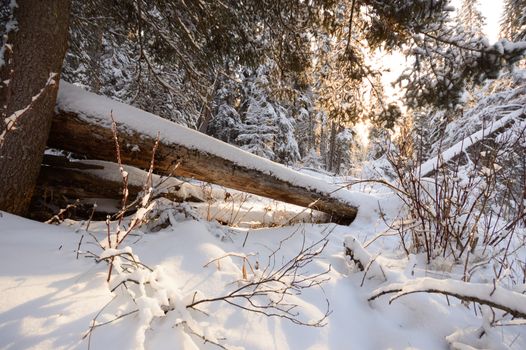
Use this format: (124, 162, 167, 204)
(31, 154, 332, 226)
(29, 155, 205, 221)
(36, 154, 205, 202)
(48, 82, 359, 224)
(419, 109, 526, 177)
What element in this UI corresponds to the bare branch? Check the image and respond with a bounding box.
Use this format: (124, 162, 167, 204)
(369, 277, 526, 319)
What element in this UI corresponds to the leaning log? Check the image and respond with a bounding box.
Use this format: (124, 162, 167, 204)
(419, 109, 526, 177)
(48, 82, 359, 224)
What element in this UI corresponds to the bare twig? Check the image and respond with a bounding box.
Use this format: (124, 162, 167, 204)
(175, 320, 230, 350)
(187, 227, 333, 327)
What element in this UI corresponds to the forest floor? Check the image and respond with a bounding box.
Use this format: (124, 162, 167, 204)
(0, 174, 525, 350)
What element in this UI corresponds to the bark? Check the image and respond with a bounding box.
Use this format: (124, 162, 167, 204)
(29, 155, 204, 221)
(327, 120, 338, 172)
(48, 105, 358, 224)
(0, 0, 71, 215)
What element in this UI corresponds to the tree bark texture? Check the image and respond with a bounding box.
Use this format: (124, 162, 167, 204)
(29, 155, 205, 221)
(0, 0, 71, 215)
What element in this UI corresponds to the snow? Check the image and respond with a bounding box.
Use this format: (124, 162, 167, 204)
(2, 77, 525, 350)
(1, 175, 524, 350)
(1, 73, 57, 146)
(418, 106, 525, 176)
(0, 213, 111, 349)
(370, 277, 526, 317)
(57, 82, 366, 211)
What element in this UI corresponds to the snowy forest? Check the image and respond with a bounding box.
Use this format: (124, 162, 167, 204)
(1, 0, 526, 349)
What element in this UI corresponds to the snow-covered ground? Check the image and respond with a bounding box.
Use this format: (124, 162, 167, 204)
(1, 181, 524, 350)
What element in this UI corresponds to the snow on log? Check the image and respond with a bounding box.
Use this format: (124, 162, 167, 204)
(30, 155, 206, 221)
(35, 155, 205, 203)
(48, 82, 359, 224)
(419, 108, 526, 177)
(368, 277, 526, 319)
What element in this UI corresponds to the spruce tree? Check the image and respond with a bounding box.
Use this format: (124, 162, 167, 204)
(501, 0, 526, 40)
(459, 0, 486, 36)
(0, 0, 71, 215)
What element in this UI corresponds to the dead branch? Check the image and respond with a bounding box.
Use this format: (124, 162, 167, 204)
(368, 277, 526, 319)
(187, 228, 333, 327)
(175, 320, 230, 350)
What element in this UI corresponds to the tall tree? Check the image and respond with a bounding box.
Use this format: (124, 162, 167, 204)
(0, 0, 71, 215)
(234, 63, 301, 164)
(459, 0, 486, 36)
(64, 0, 336, 129)
(501, 0, 526, 41)
(60, 0, 526, 177)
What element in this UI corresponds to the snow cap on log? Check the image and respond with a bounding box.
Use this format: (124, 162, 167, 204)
(50, 82, 362, 224)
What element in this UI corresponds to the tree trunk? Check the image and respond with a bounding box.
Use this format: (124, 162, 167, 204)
(48, 84, 358, 224)
(0, 0, 71, 215)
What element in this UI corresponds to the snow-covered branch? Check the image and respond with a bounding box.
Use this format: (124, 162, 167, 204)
(0, 73, 57, 147)
(344, 236, 387, 284)
(369, 277, 526, 319)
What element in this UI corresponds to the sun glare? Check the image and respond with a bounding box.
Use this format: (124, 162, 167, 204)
(354, 120, 371, 148)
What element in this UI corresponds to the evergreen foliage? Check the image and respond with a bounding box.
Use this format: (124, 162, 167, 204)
(459, 0, 485, 36)
(61, 0, 526, 173)
(501, 0, 526, 41)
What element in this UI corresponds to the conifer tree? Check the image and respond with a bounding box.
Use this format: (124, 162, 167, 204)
(459, 0, 486, 36)
(0, 0, 70, 215)
(501, 0, 526, 40)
